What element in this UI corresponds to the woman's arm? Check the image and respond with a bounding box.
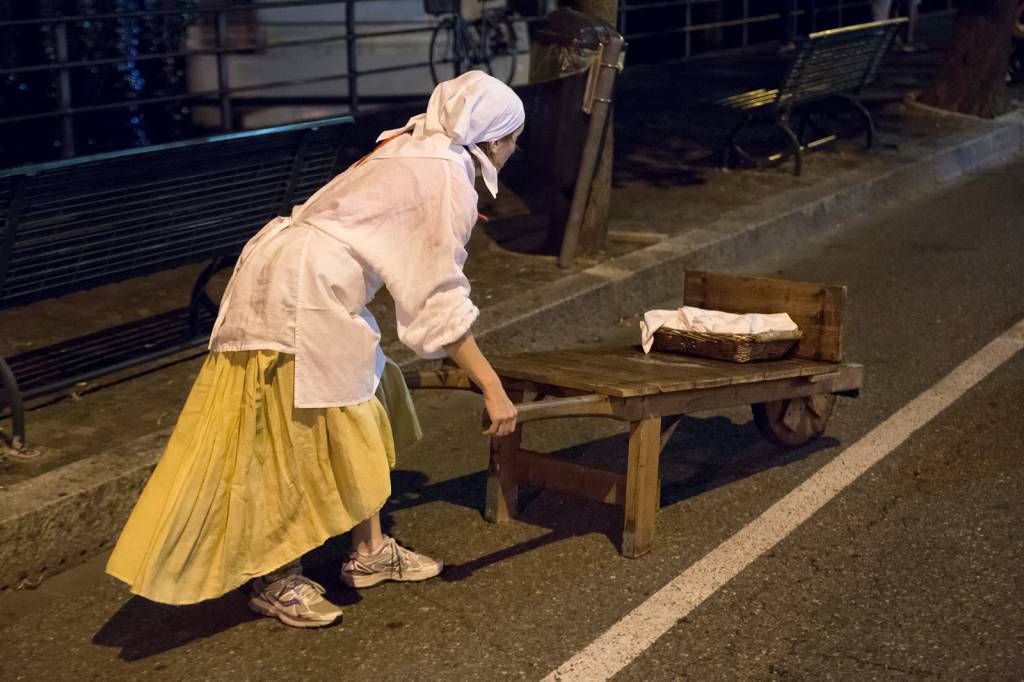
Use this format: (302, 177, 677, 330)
(443, 333, 518, 436)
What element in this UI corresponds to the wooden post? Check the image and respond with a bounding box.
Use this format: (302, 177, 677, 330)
(557, 33, 624, 267)
(622, 416, 660, 558)
(484, 389, 523, 523)
(345, 0, 359, 113)
(214, 10, 233, 131)
(54, 21, 74, 158)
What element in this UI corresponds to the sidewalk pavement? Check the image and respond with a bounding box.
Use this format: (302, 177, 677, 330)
(2, 14, 1024, 590)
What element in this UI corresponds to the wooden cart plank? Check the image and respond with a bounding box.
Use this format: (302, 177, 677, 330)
(496, 380, 590, 398)
(617, 363, 864, 421)
(550, 350, 704, 394)
(493, 351, 654, 396)
(496, 349, 670, 395)
(490, 346, 843, 397)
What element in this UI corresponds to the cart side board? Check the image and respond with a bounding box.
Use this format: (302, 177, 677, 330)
(684, 270, 847, 362)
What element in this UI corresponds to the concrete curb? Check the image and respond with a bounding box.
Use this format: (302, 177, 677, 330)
(0, 429, 169, 590)
(2, 110, 1023, 591)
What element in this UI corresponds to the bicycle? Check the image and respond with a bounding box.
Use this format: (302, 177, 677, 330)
(425, 0, 518, 85)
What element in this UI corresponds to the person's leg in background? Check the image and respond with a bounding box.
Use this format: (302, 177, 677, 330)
(883, 0, 923, 52)
(780, 1, 819, 47)
(871, 0, 893, 22)
(903, 0, 922, 50)
(779, 0, 797, 52)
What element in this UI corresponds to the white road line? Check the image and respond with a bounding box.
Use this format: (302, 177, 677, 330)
(545, 319, 1024, 682)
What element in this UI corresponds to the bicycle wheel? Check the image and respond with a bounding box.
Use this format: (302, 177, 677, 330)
(429, 18, 459, 85)
(480, 15, 517, 85)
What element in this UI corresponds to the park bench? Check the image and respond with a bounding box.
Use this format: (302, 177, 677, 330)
(718, 18, 906, 176)
(0, 116, 353, 447)
(405, 270, 864, 557)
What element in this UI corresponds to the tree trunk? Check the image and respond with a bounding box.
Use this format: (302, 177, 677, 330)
(918, 0, 1016, 118)
(571, 0, 617, 257)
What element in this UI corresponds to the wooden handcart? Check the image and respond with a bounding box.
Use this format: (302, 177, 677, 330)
(405, 271, 864, 558)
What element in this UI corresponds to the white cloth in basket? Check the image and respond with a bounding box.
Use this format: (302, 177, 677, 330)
(640, 306, 798, 353)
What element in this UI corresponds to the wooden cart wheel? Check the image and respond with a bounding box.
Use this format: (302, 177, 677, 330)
(752, 393, 837, 447)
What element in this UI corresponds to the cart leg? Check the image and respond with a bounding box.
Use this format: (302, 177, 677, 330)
(622, 416, 661, 558)
(484, 389, 523, 523)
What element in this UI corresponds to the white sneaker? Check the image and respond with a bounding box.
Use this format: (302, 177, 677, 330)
(340, 535, 443, 588)
(248, 565, 343, 628)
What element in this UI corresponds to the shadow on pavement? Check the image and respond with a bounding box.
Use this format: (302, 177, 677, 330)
(657, 415, 839, 507)
(381, 413, 839, 570)
(92, 589, 260, 662)
(441, 508, 620, 582)
(387, 468, 487, 512)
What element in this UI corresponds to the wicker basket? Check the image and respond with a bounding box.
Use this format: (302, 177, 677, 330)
(652, 327, 802, 363)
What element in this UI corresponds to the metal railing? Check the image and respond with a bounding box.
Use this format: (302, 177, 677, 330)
(1, 0, 957, 166)
(617, 0, 956, 59)
(2, 1, 402, 161)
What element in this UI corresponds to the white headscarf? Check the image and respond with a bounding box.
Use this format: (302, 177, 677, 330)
(376, 70, 525, 197)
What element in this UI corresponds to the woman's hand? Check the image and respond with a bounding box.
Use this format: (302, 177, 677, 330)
(483, 385, 518, 437)
(443, 332, 518, 438)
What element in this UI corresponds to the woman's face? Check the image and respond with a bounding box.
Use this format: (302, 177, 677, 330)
(488, 125, 524, 171)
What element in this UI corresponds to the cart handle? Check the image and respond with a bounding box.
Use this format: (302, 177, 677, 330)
(403, 368, 615, 425)
(513, 394, 614, 424)
(402, 367, 476, 391)
(479, 394, 615, 430)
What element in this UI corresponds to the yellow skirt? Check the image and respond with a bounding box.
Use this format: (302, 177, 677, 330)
(106, 350, 396, 605)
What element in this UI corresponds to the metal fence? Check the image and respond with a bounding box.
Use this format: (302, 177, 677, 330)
(619, 0, 956, 49)
(1, 0, 957, 165)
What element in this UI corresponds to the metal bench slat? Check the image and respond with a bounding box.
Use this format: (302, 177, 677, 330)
(23, 146, 303, 199)
(7, 220, 262, 286)
(720, 19, 902, 116)
(2, 139, 344, 307)
(19, 127, 341, 210)
(6, 306, 216, 400)
(4, 244, 237, 306)
(13, 180, 293, 250)
(21, 156, 299, 215)
(11, 137, 339, 241)
(9, 206, 279, 272)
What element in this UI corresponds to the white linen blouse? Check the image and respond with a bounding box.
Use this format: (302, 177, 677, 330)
(209, 134, 481, 408)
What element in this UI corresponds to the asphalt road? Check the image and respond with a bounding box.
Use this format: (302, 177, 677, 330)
(2, 158, 1023, 681)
